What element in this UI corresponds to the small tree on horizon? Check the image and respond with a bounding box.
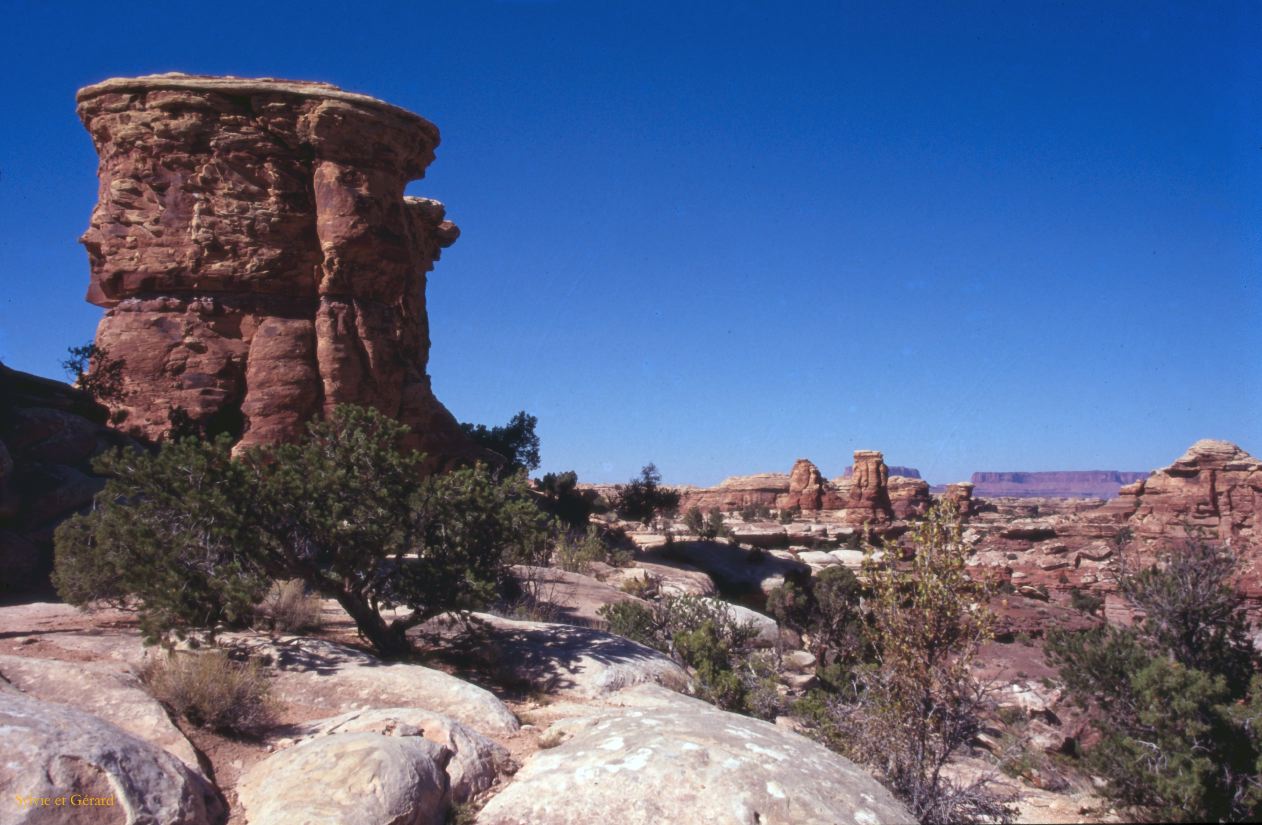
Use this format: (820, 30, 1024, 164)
(613, 463, 681, 527)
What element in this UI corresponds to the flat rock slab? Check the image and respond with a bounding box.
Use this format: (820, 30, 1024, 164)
(423, 613, 690, 700)
(643, 541, 809, 597)
(476, 684, 914, 825)
(0, 690, 223, 825)
(510, 565, 650, 627)
(629, 560, 717, 597)
(223, 634, 520, 736)
(237, 732, 449, 825)
(0, 653, 204, 778)
(285, 707, 512, 803)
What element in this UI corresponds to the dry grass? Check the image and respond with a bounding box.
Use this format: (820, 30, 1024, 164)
(140, 649, 274, 736)
(256, 578, 323, 632)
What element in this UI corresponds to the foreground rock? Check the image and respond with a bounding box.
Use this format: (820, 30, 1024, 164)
(237, 732, 449, 825)
(76, 74, 474, 462)
(287, 707, 512, 802)
(476, 684, 914, 825)
(422, 613, 690, 699)
(225, 633, 520, 735)
(0, 690, 223, 824)
(0, 653, 204, 777)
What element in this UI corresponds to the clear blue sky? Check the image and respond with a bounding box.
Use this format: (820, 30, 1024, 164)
(1, 0, 1258, 485)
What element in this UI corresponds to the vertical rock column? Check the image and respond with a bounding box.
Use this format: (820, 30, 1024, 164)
(76, 74, 470, 458)
(842, 450, 894, 525)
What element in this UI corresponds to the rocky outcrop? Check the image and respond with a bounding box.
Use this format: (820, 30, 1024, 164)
(76, 74, 474, 461)
(888, 475, 932, 520)
(1124, 440, 1261, 548)
(841, 450, 894, 525)
(970, 471, 1148, 499)
(0, 690, 224, 824)
(287, 708, 512, 803)
(677, 473, 789, 512)
(237, 732, 450, 825)
(776, 459, 845, 511)
(475, 684, 914, 825)
(942, 481, 976, 517)
(0, 363, 134, 592)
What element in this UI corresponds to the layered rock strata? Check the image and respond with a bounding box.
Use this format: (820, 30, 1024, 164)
(77, 74, 472, 459)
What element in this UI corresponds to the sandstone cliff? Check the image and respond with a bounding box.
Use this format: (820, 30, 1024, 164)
(77, 74, 474, 461)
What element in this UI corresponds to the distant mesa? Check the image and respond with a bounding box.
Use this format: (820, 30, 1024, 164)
(75, 73, 477, 463)
(968, 470, 1150, 499)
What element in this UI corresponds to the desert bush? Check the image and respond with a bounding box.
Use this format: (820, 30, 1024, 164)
(553, 526, 609, 573)
(683, 506, 729, 540)
(767, 566, 865, 667)
(613, 463, 681, 526)
(739, 503, 772, 522)
(777, 507, 796, 524)
(55, 405, 555, 657)
(141, 649, 273, 735)
(1068, 588, 1103, 617)
(256, 579, 323, 632)
(1046, 536, 1262, 822)
(809, 501, 1014, 825)
(62, 341, 126, 404)
(537, 470, 596, 528)
(460, 410, 540, 474)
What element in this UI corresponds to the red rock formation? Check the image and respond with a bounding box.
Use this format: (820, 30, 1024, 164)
(969, 471, 1148, 499)
(1127, 440, 1261, 550)
(889, 476, 931, 520)
(841, 450, 893, 525)
(775, 459, 846, 512)
(844, 464, 921, 480)
(942, 481, 976, 517)
(77, 74, 472, 459)
(677, 473, 789, 512)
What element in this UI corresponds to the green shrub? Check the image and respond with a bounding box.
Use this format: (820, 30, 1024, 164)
(739, 503, 772, 522)
(1068, 588, 1103, 617)
(537, 470, 597, 528)
(140, 649, 273, 735)
(1047, 537, 1262, 822)
(55, 405, 555, 657)
(553, 526, 609, 574)
(683, 506, 728, 540)
(613, 464, 680, 526)
(460, 410, 540, 474)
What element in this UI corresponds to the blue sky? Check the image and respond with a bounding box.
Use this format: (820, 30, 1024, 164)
(1, 0, 1258, 484)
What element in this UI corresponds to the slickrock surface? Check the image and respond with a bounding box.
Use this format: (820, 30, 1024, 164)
(76, 74, 473, 460)
(677, 472, 790, 511)
(475, 684, 915, 825)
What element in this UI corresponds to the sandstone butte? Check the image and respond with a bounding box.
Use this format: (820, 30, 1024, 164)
(75, 73, 477, 461)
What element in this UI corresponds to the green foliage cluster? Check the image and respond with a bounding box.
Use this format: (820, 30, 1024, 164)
(1068, 588, 1103, 617)
(460, 410, 541, 474)
(794, 502, 1013, 825)
(682, 506, 729, 540)
(612, 463, 681, 526)
(766, 566, 865, 688)
(54, 405, 554, 657)
(537, 470, 596, 528)
(62, 342, 126, 405)
(553, 525, 629, 573)
(739, 503, 772, 522)
(598, 594, 772, 715)
(777, 507, 797, 524)
(1047, 537, 1262, 822)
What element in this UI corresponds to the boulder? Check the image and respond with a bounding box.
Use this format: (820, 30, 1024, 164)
(706, 599, 780, 648)
(0, 654, 204, 776)
(236, 732, 450, 825)
(627, 560, 718, 597)
(0, 690, 223, 824)
(286, 707, 511, 803)
(224, 634, 520, 735)
(475, 684, 914, 825)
